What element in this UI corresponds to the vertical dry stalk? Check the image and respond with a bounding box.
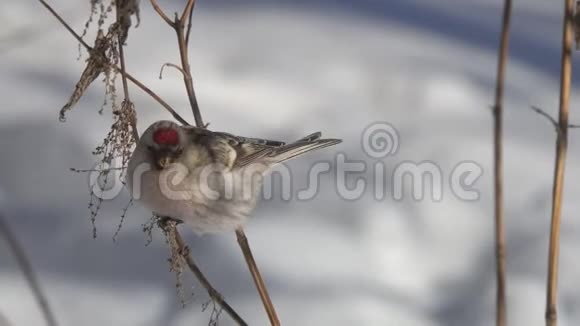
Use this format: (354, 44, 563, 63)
(175, 0, 204, 128)
(492, 1, 512, 326)
(150, 1, 280, 324)
(115, 1, 139, 141)
(150, 0, 203, 127)
(161, 221, 248, 325)
(236, 229, 281, 326)
(545, 0, 574, 325)
(0, 214, 58, 326)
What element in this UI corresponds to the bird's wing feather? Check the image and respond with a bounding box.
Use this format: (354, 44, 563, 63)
(209, 131, 289, 168)
(182, 126, 340, 168)
(231, 133, 341, 167)
(267, 138, 342, 164)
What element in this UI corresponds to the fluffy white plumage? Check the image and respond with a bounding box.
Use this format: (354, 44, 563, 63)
(126, 120, 341, 233)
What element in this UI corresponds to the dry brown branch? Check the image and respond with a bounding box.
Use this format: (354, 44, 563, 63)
(149, 0, 204, 127)
(159, 220, 248, 326)
(531, 106, 560, 131)
(37, 0, 91, 49)
(115, 1, 139, 142)
(180, 0, 197, 25)
(545, 1, 574, 325)
(118, 70, 190, 126)
(150, 1, 279, 323)
(0, 213, 58, 326)
(529, 106, 580, 132)
(36, 0, 190, 126)
(159, 63, 188, 80)
(492, 1, 512, 325)
(185, 3, 195, 46)
(150, 0, 173, 26)
(235, 229, 281, 326)
(70, 167, 125, 173)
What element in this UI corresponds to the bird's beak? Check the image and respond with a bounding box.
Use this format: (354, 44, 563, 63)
(156, 155, 173, 169)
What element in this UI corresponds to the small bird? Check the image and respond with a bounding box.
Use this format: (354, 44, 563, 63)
(126, 120, 341, 234)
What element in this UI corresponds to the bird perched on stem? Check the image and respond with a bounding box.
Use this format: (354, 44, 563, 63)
(126, 120, 341, 234)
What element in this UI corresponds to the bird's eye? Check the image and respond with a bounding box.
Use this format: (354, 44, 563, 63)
(147, 145, 155, 152)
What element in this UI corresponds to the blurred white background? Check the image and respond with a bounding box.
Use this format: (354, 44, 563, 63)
(2, 1, 580, 325)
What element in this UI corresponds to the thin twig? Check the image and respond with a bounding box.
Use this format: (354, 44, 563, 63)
(36, 0, 190, 126)
(117, 69, 190, 126)
(185, 2, 195, 46)
(179, 0, 196, 26)
(160, 220, 248, 326)
(116, 1, 139, 142)
(117, 45, 131, 102)
(492, 1, 512, 326)
(235, 228, 281, 326)
(149, 0, 173, 26)
(150, 0, 204, 127)
(176, 1, 204, 128)
(70, 167, 125, 173)
(159, 63, 188, 80)
(152, 1, 278, 324)
(0, 213, 58, 326)
(531, 106, 560, 131)
(152, 1, 280, 323)
(546, 1, 574, 325)
(530, 106, 580, 133)
(37, 0, 91, 49)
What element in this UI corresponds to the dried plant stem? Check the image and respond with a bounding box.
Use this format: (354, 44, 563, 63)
(118, 47, 131, 102)
(185, 3, 195, 46)
(37, 0, 90, 49)
(150, 0, 173, 25)
(36, 0, 190, 126)
(115, 1, 139, 142)
(0, 214, 58, 326)
(117, 69, 190, 126)
(150, 0, 204, 127)
(176, 16, 203, 128)
(159, 63, 188, 79)
(151, 2, 279, 324)
(492, 1, 512, 326)
(236, 229, 281, 326)
(161, 221, 248, 326)
(545, 1, 574, 325)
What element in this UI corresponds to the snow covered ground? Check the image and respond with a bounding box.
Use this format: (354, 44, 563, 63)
(1, 1, 580, 325)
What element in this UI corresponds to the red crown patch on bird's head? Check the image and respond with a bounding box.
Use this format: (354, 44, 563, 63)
(153, 128, 179, 146)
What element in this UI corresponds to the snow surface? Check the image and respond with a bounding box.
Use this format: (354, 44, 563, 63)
(1, 1, 580, 325)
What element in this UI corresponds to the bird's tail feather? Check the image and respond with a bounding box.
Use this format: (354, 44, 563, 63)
(269, 136, 341, 163)
(295, 132, 322, 142)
